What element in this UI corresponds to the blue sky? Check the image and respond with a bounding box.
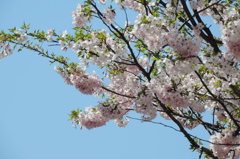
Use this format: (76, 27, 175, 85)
(0, 0, 215, 159)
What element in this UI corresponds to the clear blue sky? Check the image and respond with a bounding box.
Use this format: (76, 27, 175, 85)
(0, 0, 212, 159)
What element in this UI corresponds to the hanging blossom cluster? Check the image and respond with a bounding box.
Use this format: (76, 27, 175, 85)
(134, 89, 157, 121)
(77, 105, 129, 129)
(97, 100, 129, 120)
(0, 42, 13, 59)
(55, 66, 102, 95)
(3, 0, 240, 158)
(78, 106, 109, 130)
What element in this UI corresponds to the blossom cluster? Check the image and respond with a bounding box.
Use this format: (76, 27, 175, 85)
(103, 9, 116, 24)
(210, 129, 240, 159)
(55, 66, 102, 95)
(78, 106, 109, 129)
(97, 100, 129, 119)
(221, 19, 240, 60)
(0, 42, 13, 59)
(72, 4, 93, 28)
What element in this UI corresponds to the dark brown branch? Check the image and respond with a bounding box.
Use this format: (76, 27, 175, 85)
(154, 95, 217, 159)
(180, 0, 221, 53)
(101, 86, 136, 99)
(90, 0, 151, 82)
(195, 71, 240, 136)
(128, 115, 240, 146)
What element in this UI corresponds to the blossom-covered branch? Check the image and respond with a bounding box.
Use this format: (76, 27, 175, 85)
(2, 0, 240, 158)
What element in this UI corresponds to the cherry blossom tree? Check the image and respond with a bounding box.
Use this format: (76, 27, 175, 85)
(1, 0, 240, 158)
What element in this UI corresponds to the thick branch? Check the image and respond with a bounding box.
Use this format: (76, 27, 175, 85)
(154, 95, 217, 159)
(195, 71, 240, 135)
